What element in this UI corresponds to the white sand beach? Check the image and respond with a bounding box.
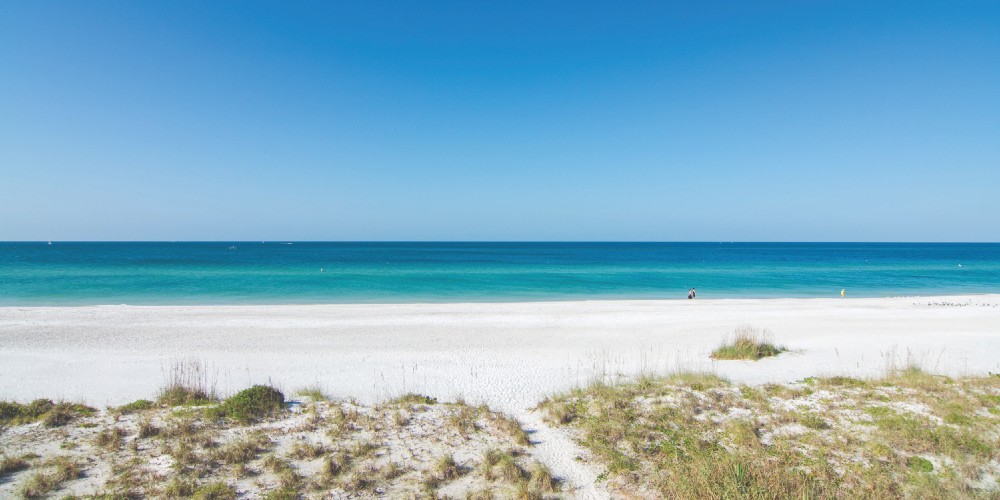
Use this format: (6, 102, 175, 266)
(2, 295, 999, 498)
(2, 295, 998, 411)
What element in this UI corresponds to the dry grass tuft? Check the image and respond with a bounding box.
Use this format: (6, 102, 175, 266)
(294, 386, 328, 402)
(288, 440, 325, 460)
(0, 454, 31, 476)
(158, 360, 216, 406)
(93, 426, 127, 450)
(711, 326, 786, 360)
(433, 454, 463, 481)
(137, 417, 161, 438)
(214, 432, 270, 464)
(18, 456, 79, 498)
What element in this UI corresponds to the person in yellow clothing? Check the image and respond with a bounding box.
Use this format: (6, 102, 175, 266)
(841, 289, 845, 298)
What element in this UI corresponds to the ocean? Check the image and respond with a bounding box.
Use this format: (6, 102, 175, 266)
(0, 242, 998, 305)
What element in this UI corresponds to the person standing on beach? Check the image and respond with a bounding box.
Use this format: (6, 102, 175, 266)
(688, 288, 697, 299)
(841, 289, 845, 298)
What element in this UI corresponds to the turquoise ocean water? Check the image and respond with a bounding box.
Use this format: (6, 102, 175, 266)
(0, 242, 998, 305)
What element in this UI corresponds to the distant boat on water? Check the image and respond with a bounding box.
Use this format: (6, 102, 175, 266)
(47, 241, 52, 245)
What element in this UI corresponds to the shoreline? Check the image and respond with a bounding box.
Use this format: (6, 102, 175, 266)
(0, 292, 1000, 310)
(4, 291, 1000, 308)
(2, 295, 998, 412)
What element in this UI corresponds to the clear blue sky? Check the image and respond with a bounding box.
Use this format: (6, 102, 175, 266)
(2, 1, 998, 241)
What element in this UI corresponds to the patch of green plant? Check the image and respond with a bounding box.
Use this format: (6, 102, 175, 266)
(0, 399, 95, 427)
(207, 385, 285, 423)
(819, 376, 870, 388)
(390, 393, 438, 405)
(943, 411, 971, 425)
(660, 372, 730, 390)
(117, 399, 155, 414)
(798, 413, 831, 430)
(263, 487, 299, 500)
(865, 405, 894, 418)
(907, 456, 934, 473)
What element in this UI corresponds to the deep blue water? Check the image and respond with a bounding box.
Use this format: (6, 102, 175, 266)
(0, 242, 998, 305)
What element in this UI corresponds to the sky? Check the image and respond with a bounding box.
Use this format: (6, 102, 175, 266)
(1, 1, 998, 241)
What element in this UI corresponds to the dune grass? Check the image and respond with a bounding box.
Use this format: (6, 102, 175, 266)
(1, 380, 545, 498)
(157, 360, 217, 406)
(0, 455, 31, 476)
(294, 386, 329, 401)
(711, 326, 787, 360)
(18, 456, 79, 498)
(540, 369, 1000, 499)
(389, 393, 438, 405)
(0, 399, 95, 428)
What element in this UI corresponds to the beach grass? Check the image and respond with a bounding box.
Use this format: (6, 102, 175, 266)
(711, 325, 787, 360)
(0, 383, 541, 498)
(0, 400, 95, 428)
(539, 369, 1000, 499)
(294, 386, 328, 402)
(157, 360, 217, 407)
(0, 455, 31, 476)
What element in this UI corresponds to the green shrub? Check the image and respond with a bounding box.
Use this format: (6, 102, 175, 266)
(0, 399, 53, 425)
(208, 385, 285, 423)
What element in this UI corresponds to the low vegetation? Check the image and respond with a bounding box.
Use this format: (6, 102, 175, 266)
(711, 325, 787, 360)
(157, 359, 217, 406)
(18, 456, 79, 498)
(0, 386, 542, 498)
(540, 369, 1000, 499)
(0, 399, 95, 427)
(116, 399, 154, 414)
(0, 454, 31, 476)
(294, 386, 328, 401)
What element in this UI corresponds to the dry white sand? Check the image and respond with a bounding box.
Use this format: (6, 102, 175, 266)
(2, 295, 998, 410)
(2, 295, 999, 497)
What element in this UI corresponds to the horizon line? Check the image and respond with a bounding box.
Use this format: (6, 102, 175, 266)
(3, 240, 999, 245)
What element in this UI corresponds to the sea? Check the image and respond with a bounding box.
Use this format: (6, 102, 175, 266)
(0, 242, 998, 306)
